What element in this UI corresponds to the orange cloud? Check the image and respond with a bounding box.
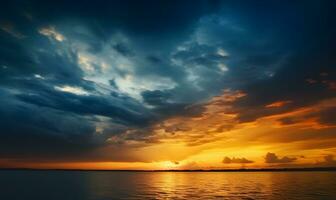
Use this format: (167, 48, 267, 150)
(265, 152, 297, 163)
(265, 100, 292, 108)
(4, 89, 334, 170)
(222, 156, 254, 164)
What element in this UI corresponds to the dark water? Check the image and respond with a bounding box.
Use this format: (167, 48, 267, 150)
(0, 170, 335, 200)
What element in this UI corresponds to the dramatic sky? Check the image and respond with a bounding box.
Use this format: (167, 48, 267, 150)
(1, 0, 336, 170)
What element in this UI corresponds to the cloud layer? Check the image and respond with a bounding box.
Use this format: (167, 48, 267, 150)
(0, 0, 335, 167)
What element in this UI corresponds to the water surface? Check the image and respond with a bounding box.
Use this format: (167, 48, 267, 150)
(0, 170, 335, 199)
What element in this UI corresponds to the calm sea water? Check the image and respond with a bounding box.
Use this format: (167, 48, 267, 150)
(0, 170, 335, 199)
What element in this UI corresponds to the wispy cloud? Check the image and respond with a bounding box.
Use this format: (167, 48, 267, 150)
(39, 26, 65, 41)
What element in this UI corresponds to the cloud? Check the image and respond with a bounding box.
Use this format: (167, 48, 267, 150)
(0, 22, 25, 39)
(0, 0, 335, 165)
(265, 100, 292, 108)
(39, 26, 65, 41)
(222, 156, 254, 164)
(15, 87, 152, 126)
(316, 155, 336, 166)
(265, 152, 297, 164)
(54, 85, 90, 96)
(112, 43, 134, 57)
(0, 90, 97, 160)
(142, 90, 173, 107)
(324, 155, 336, 164)
(276, 99, 336, 128)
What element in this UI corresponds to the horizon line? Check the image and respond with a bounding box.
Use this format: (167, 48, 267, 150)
(1, 167, 336, 172)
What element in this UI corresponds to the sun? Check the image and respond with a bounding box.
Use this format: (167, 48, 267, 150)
(160, 161, 179, 170)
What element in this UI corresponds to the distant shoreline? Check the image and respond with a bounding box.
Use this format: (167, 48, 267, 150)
(1, 167, 335, 172)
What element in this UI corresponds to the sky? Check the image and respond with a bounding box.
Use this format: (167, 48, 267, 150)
(0, 0, 336, 170)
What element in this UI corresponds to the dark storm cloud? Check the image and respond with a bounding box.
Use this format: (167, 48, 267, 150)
(0, 87, 151, 161)
(231, 53, 336, 123)
(0, 89, 96, 159)
(112, 43, 134, 57)
(0, 0, 335, 162)
(0, 0, 219, 41)
(142, 90, 172, 106)
(141, 89, 206, 121)
(16, 91, 151, 126)
(0, 0, 220, 161)
(222, 1, 336, 123)
(108, 79, 118, 89)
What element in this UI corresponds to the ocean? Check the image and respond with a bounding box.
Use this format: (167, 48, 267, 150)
(0, 170, 335, 199)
